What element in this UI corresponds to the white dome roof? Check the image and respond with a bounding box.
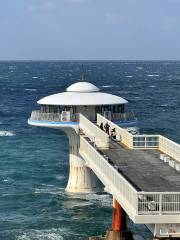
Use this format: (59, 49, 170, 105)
(38, 81, 128, 106)
(38, 92, 128, 106)
(66, 82, 100, 92)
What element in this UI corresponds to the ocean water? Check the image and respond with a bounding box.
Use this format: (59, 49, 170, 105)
(0, 61, 180, 240)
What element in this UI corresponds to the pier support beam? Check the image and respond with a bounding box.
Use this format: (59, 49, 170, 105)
(64, 128, 100, 193)
(105, 198, 133, 240)
(112, 198, 126, 232)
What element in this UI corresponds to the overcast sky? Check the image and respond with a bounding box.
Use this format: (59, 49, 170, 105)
(0, 0, 180, 60)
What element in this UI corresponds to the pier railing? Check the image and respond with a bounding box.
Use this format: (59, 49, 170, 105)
(79, 114, 109, 149)
(97, 113, 133, 148)
(133, 135, 159, 149)
(138, 192, 180, 215)
(79, 136, 138, 219)
(159, 135, 180, 163)
(97, 114, 159, 149)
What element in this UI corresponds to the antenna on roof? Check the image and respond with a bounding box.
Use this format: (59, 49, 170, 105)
(81, 64, 87, 81)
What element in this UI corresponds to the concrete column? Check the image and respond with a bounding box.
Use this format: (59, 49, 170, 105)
(112, 198, 126, 232)
(64, 128, 100, 193)
(105, 198, 133, 240)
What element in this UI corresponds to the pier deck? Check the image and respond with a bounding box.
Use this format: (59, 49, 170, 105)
(101, 140, 180, 192)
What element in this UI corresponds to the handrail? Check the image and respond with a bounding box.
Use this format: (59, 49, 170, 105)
(159, 135, 180, 162)
(30, 110, 79, 122)
(97, 113, 133, 148)
(111, 111, 137, 122)
(79, 114, 109, 149)
(79, 136, 138, 218)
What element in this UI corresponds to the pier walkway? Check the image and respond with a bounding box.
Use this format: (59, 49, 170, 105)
(79, 113, 180, 230)
(102, 140, 180, 192)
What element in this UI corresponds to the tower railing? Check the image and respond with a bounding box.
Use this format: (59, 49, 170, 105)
(30, 110, 79, 122)
(111, 111, 137, 122)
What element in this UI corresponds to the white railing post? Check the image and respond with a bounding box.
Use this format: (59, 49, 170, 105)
(159, 193, 162, 215)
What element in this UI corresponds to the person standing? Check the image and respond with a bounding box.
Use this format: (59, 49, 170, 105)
(104, 122, 110, 135)
(100, 122, 104, 130)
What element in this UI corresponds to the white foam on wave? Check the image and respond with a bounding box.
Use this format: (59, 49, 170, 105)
(149, 85, 156, 88)
(34, 186, 65, 196)
(147, 74, 159, 77)
(126, 75, 133, 78)
(0, 131, 15, 137)
(67, 192, 112, 207)
(32, 76, 38, 79)
(17, 229, 64, 240)
(2, 179, 9, 182)
(63, 200, 93, 209)
(136, 66, 143, 70)
(25, 88, 37, 92)
(55, 175, 66, 181)
(160, 104, 168, 107)
(117, 91, 130, 94)
(101, 85, 113, 88)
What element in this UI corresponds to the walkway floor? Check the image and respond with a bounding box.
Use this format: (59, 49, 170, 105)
(101, 140, 180, 192)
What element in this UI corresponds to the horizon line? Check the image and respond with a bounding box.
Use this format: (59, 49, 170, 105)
(0, 59, 180, 62)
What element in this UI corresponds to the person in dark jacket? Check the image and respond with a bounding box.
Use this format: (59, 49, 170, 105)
(104, 122, 110, 135)
(100, 122, 104, 130)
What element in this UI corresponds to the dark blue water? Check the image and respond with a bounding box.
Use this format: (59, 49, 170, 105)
(0, 61, 180, 240)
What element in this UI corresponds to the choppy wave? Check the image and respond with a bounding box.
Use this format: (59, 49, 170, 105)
(147, 74, 159, 77)
(0, 61, 179, 240)
(160, 104, 168, 107)
(133, 234, 145, 240)
(17, 229, 64, 240)
(0, 130, 15, 136)
(136, 67, 143, 70)
(63, 200, 93, 209)
(25, 88, 37, 92)
(55, 175, 66, 180)
(34, 186, 65, 196)
(67, 192, 112, 207)
(101, 85, 116, 88)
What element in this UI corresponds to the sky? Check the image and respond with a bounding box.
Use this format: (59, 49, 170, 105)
(0, 0, 180, 60)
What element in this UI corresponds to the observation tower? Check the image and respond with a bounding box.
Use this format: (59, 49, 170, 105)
(28, 80, 180, 239)
(28, 81, 137, 193)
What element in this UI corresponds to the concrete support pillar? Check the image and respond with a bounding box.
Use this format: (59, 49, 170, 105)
(112, 198, 126, 232)
(105, 198, 133, 240)
(64, 128, 100, 193)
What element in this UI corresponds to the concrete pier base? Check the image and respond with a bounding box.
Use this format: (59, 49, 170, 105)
(105, 230, 134, 240)
(87, 230, 133, 240)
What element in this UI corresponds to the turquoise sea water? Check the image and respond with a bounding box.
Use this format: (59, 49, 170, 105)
(0, 61, 180, 240)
